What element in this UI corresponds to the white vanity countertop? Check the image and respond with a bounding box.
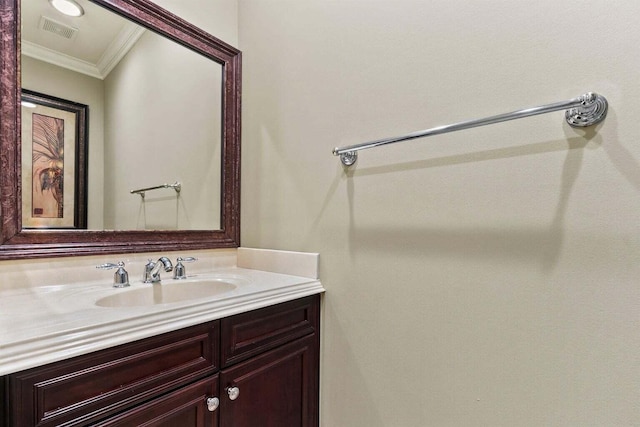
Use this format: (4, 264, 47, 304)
(0, 248, 324, 376)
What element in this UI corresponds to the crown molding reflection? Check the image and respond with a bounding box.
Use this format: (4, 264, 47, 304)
(21, 23, 144, 79)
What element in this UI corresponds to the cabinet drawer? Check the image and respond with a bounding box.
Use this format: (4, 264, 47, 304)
(94, 375, 219, 427)
(221, 295, 319, 368)
(6, 321, 219, 427)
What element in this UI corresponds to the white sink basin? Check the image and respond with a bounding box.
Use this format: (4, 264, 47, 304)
(96, 279, 237, 307)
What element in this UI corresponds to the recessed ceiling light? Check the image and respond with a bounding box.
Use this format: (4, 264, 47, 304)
(49, 0, 85, 17)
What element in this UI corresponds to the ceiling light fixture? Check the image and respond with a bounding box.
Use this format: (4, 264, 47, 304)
(49, 0, 85, 17)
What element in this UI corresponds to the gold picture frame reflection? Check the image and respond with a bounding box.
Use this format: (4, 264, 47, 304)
(21, 90, 88, 229)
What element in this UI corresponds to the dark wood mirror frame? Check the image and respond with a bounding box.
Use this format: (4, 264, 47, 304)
(0, 0, 241, 260)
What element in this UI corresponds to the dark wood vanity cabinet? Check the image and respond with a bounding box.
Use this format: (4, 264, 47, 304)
(219, 335, 318, 427)
(5, 322, 220, 426)
(94, 375, 220, 427)
(2, 295, 320, 426)
(217, 295, 320, 427)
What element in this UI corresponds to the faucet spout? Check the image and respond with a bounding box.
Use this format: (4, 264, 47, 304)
(144, 257, 173, 283)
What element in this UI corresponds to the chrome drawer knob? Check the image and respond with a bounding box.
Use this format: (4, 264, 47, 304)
(227, 386, 240, 401)
(206, 397, 219, 412)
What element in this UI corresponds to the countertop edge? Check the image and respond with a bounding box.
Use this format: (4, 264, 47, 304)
(0, 281, 325, 376)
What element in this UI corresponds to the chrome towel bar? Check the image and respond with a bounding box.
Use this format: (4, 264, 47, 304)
(131, 181, 181, 198)
(333, 92, 608, 166)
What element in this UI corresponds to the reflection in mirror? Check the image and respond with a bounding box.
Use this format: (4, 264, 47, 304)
(0, 0, 241, 259)
(21, 89, 88, 229)
(21, 0, 222, 231)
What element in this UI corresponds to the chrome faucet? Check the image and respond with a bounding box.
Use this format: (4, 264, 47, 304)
(143, 257, 173, 283)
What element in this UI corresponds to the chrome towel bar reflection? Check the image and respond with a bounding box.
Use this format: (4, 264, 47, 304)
(131, 181, 181, 198)
(333, 92, 608, 166)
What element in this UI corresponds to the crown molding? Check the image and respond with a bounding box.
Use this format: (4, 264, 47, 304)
(96, 24, 145, 77)
(21, 23, 145, 80)
(22, 40, 102, 79)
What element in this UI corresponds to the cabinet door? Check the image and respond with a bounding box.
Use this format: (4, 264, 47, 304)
(95, 375, 219, 427)
(219, 335, 319, 427)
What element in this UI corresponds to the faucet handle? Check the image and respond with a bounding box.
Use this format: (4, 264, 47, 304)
(174, 257, 197, 280)
(96, 261, 130, 288)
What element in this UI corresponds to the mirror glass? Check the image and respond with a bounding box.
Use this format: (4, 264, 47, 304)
(21, 0, 222, 231)
(0, 0, 241, 259)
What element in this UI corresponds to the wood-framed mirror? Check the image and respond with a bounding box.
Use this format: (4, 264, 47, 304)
(0, 0, 241, 260)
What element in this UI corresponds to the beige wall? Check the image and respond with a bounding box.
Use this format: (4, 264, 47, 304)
(103, 30, 223, 230)
(152, 0, 238, 46)
(238, 1, 640, 426)
(21, 56, 105, 229)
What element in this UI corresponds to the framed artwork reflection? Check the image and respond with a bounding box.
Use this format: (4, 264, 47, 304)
(21, 89, 88, 229)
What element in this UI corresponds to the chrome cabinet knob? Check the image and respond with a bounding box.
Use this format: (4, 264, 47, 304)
(227, 386, 240, 401)
(206, 397, 219, 412)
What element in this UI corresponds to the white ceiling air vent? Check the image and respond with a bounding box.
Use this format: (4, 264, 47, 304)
(38, 16, 79, 41)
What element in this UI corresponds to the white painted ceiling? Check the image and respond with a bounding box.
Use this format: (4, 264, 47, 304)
(21, 0, 145, 79)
